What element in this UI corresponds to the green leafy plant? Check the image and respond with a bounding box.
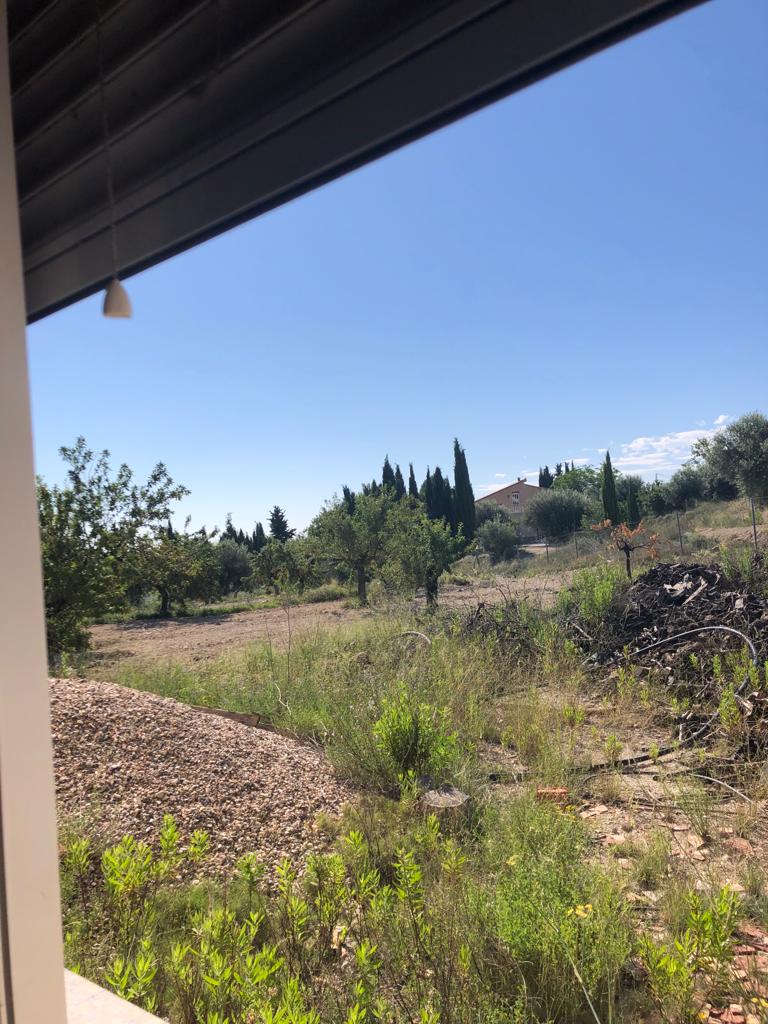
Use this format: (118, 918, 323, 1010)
(372, 685, 459, 788)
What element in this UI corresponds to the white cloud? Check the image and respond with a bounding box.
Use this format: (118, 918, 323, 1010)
(613, 417, 728, 478)
(494, 472, 507, 479)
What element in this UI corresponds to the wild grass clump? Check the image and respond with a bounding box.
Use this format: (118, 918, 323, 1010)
(557, 562, 628, 629)
(112, 617, 500, 790)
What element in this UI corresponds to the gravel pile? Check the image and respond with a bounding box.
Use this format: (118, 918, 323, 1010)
(50, 677, 354, 873)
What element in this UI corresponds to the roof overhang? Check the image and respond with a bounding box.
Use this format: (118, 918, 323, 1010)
(8, 0, 707, 323)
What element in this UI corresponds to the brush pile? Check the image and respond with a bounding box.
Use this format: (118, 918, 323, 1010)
(602, 562, 768, 656)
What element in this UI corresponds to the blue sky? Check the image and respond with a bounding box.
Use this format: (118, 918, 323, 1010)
(27, 0, 767, 532)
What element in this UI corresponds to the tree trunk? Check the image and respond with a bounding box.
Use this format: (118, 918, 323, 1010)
(624, 548, 632, 580)
(158, 586, 171, 615)
(425, 573, 438, 608)
(356, 564, 367, 606)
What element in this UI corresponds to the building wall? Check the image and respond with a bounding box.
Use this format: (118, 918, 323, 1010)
(475, 480, 539, 517)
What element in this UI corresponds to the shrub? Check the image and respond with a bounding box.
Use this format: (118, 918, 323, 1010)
(300, 582, 347, 603)
(524, 489, 588, 540)
(477, 518, 520, 564)
(489, 797, 632, 1021)
(372, 685, 459, 786)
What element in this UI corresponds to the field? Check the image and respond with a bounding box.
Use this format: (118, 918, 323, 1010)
(55, 514, 768, 1024)
(87, 575, 572, 669)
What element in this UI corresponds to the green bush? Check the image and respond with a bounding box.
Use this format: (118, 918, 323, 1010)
(372, 684, 459, 786)
(300, 582, 348, 603)
(477, 518, 520, 564)
(489, 798, 632, 1021)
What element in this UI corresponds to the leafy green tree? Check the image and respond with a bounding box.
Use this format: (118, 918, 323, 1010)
(666, 465, 704, 510)
(221, 514, 239, 543)
(134, 527, 218, 615)
(693, 412, 768, 501)
(553, 465, 601, 501)
(37, 438, 188, 655)
(700, 465, 739, 502)
(475, 502, 514, 528)
(601, 452, 620, 525)
(408, 464, 419, 499)
(524, 489, 587, 539)
(477, 518, 520, 564)
(217, 538, 253, 594)
(251, 539, 293, 594)
(647, 480, 671, 516)
(394, 464, 406, 500)
(268, 505, 295, 542)
(308, 491, 393, 605)
(384, 503, 459, 607)
(382, 456, 396, 491)
(538, 465, 554, 489)
(453, 438, 476, 541)
(421, 468, 435, 516)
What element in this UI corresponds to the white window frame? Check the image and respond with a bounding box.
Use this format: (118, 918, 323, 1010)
(1, 10, 67, 1021)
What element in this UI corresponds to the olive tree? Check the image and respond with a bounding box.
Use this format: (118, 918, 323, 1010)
(693, 412, 768, 501)
(308, 491, 393, 605)
(384, 503, 459, 607)
(524, 489, 587, 540)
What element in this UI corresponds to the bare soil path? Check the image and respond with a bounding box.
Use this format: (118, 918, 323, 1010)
(89, 573, 573, 670)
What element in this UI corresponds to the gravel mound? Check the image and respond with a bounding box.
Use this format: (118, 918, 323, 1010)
(50, 677, 353, 872)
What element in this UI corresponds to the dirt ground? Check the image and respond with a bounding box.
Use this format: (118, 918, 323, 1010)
(89, 573, 572, 669)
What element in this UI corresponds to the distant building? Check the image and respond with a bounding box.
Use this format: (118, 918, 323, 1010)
(475, 478, 539, 519)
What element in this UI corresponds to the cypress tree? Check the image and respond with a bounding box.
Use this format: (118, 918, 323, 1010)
(540, 465, 554, 489)
(555, 463, 563, 478)
(342, 485, 357, 514)
(408, 463, 419, 499)
(601, 452, 620, 525)
(393, 464, 406, 500)
(421, 468, 435, 517)
(453, 438, 476, 540)
(627, 481, 641, 528)
(431, 467, 447, 521)
(222, 513, 238, 542)
(382, 456, 396, 491)
(253, 522, 266, 552)
(444, 476, 457, 535)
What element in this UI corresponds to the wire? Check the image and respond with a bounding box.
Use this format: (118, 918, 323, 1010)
(590, 625, 758, 775)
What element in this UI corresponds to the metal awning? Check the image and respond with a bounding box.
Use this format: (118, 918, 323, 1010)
(9, 0, 705, 323)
